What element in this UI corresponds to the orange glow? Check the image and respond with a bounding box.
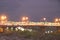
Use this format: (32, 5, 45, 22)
(1, 15, 7, 20)
(22, 17, 26, 21)
(55, 18, 59, 22)
(1, 16, 6, 20)
(26, 17, 28, 20)
(59, 18, 60, 21)
(22, 16, 29, 22)
(0, 15, 7, 23)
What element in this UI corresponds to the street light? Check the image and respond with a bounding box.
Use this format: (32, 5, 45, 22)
(43, 18, 46, 21)
(43, 17, 47, 22)
(22, 17, 26, 21)
(1, 15, 7, 20)
(54, 18, 59, 23)
(0, 15, 7, 23)
(22, 16, 29, 22)
(25, 17, 28, 20)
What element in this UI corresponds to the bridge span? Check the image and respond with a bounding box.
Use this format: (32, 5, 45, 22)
(0, 21, 60, 33)
(0, 21, 60, 27)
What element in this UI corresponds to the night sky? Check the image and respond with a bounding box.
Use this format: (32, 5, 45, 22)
(0, 0, 60, 21)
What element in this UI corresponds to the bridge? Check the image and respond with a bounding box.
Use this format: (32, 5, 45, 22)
(0, 14, 60, 27)
(0, 21, 60, 27)
(0, 15, 60, 33)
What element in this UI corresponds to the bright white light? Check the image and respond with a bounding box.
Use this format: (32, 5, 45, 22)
(51, 31, 53, 33)
(45, 31, 53, 34)
(17, 27, 25, 31)
(22, 16, 29, 22)
(43, 18, 46, 21)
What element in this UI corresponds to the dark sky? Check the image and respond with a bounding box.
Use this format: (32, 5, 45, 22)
(0, 0, 60, 21)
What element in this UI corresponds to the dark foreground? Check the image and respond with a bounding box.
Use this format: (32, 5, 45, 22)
(0, 30, 60, 40)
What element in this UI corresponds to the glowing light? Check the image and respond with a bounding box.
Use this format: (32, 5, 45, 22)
(22, 16, 29, 22)
(51, 31, 53, 33)
(59, 18, 60, 21)
(0, 15, 7, 20)
(45, 31, 48, 33)
(26, 17, 28, 20)
(45, 31, 53, 34)
(0, 15, 7, 23)
(45, 31, 50, 33)
(17, 27, 25, 31)
(22, 17, 26, 21)
(55, 18, 59, 22)
(43, 18, 46, 21)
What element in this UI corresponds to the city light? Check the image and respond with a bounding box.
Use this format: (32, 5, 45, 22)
(55, 18, 59, 22)
(0, 14, 60, 26)
(22, 17, 26, 21)
(26, 17, 28, 20)
(22, 16, 29, 22)
(54, 18, 60, 23)
(45, 31, 53, 34)
(0, 15, 7, 23)
(1, 15, 7, 20)
(43, 18, 46, 21)
(16, 27, 25, 31)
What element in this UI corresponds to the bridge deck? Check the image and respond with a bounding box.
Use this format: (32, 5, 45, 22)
(0, 22, 60, 27)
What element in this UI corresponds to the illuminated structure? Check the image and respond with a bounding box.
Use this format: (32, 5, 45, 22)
(0, 15, 60, 33)
(0, 16, 59, 26)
